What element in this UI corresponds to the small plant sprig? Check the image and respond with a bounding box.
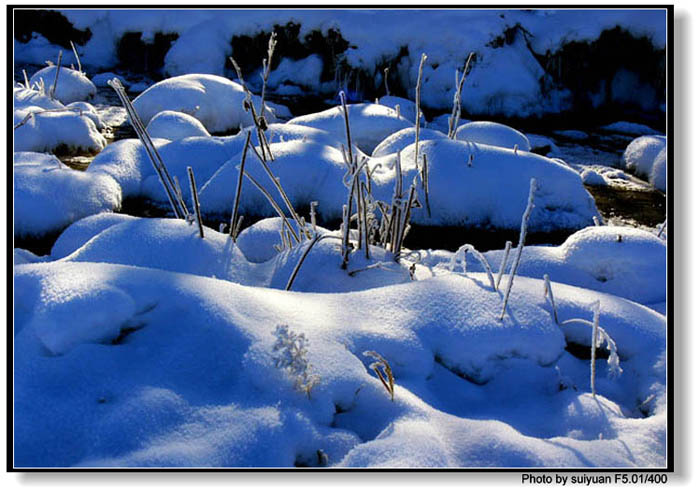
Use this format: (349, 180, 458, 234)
(230, 131, 252, 241)
(543, 274, 559, 324)
(69, 40, 82, 74)
(561, 301, 623, 398)
(495, 240, 512, 290)
(500, 178, 537, 320)
(363, 350, 395, 401)
(414, 53, 427, 168)
(447, 52, 475, 139)
(272, 325, 320, 399)
(49, 50, 63, 101)
(449, 243, 496, 291)
(187, 166, 204, 238)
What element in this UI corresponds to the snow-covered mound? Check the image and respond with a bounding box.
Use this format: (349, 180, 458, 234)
(599, 121, 661, 136)
(14, 257, 666, 467)
(454, 121, 532, 151)
(580, 169, 607, 186)
(477, 226, 666, 306)
(65, 101, 106, 130)
(50, 213, 140, 259)
(372, 127, 447, 158)
(378, 95, 424, 125)
(395, 139, 599, 230)
(287, 103, 413, 154)
(260, 123, 345, 149)
(13, 85, 64, 111)
(146, 110, 211, 140)
(199, 140, 348, 220)
(132, 74, 278, 133)
(14, 107, 107, 155)
(28, 65, 96, 104)
(650, 147, 666, 192)
(87, 134, 246, 201)
(14, 248, 46, 265)
(622, 135, 666, 180)
(14, 152, 122, 237)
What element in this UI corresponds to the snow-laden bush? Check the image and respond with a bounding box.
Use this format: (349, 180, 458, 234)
(29, 65, 96, 104)
(132, 74, 279, 133)
(454, 121, 532, 151)
(14, 153, 122, 237)
(146, 110, 211, 140)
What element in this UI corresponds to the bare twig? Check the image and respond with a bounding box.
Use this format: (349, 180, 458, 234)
(230, 131, 252, 241)
(187, 167, 204, 238)
(414, 53, 427, 168)
(448, 52, 474, 139)
(70, 40, 82, 74)
(49, 50, 63, 100)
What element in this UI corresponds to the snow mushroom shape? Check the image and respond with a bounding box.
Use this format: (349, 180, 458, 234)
(132, 74, 278, 134)
(455, 121, 532, 151)
(622, 135, 666, 179)
(287, 103, 413, 155)
(29, 65, 96, 104)
(146, 110, 211, 140)
(13, 109, 107, 154)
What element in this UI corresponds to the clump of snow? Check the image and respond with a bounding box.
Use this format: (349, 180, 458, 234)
(261, 123, 344, 149)
(234, 217, 290, 263)
(51, 213, 140, 259)
(580, 169, 607, 187)
(287, 103, 412, 154)
(372, 127, 447, 158)
(622, 135, 666, 183)
(650, 147, 666, 192)
(378, 95, 424, 125)
(146, 110, 211, 140)
(14, 152, 122, 237)
(163, 20, 233, 76)
(29, 65, 96, 104)
(132, 74, 278, 133)
(14, 108, 107, 155)
(479, 226, 667, 306)
(14, 248, 47, 265)
(454, 121, 531, 151)
(66, 101, 105, 130)
(266, 55, 324, 91)
(14, 86, 64, 111)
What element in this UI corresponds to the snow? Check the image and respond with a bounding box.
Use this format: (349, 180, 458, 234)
(29, 65, 96, 104)
(92, 72, 130, 88)
(650, 147, 667, 192)
(14, 152, 122, 237)
(132, 74, 279, 134)
(599, 121, 661, 136)
(622, 135, 666, 184)
(371, 127, 447, 158)
(581, 169, 607, 187)
(455, 121, 532, 151)
(146, 110, 211, 140)
(266, 55, 324, 91)
(378, 95, 424, 125)
(13, 247, 666, 467)
(287, 103, 413, 154)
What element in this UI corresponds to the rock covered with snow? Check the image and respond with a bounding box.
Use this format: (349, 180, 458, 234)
(146, 110, 211, 140)
(454, 121, 531, 151)
(650, 147, 666, 192)
(287, 103, 413, 154)
(132, 74, 278, 133)
(622, 135, 666, 179)
(14, 152, 122, 237)
(580, 168, 607, 186)
(29, 65, 96, 104)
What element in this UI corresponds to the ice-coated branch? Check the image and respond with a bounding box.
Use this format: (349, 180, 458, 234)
(543, 274, 559, 324)
(285, 234, 335, 291)
(69, 40, 82, 74)
(499, 178, 537, 320)
(420, 153, 431, 218)
(448, 52, 474, 139)
(339, 91, 354, 166)
(383, 66, 390, 96)
(108, 78, 188, 219)
(49, 50, 63, 101)
(259, 31, 277, 117)
(241, 167, 299, 243)
(495, 240, 512, 290)
(230, 131, 252, 241)
(187, 167, 204, 239)
(414, 53, 427, 168)
(449, 244, 496, 291)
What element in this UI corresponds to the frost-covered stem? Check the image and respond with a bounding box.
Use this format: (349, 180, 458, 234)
(339, 91, 354, 166)
(309, 201, 319, 232)
(109, 78, 187, 219)
(592, 215, 601, 226)
(232, 215, 245, 240)
(70, 40, 82, 74)
(591, 300, 600, 397)
(49, 50, 63, 100)
(22, 69, 29, 88)
(13, 112, 33, 130)
(420, 153, 431, 218)
(230, 131, 252, 241)
(499, 178, 537, 320)
(395, 184, 417, 257)
(560, 316, 622, 387)
(450, 244, 496, 291)
(414, 53, 427, 168)
(285, 233, 331, 291)
(364, 351, 395, 401)
(259, 32, 277, 117)
(448, 52, 474, 139)
(187, 167, 204, 239)
(383, 66, 390, 96)
(241, 168, 299, 243)
(360, 179, 370, 259)
(657, 219, 667, 238)
(496, 241, 512, 290)
(250, 141, 308, 239)
(229, 55, 274, 161)
(543, 274, 559, 324)
(341, 204, 351, 269)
